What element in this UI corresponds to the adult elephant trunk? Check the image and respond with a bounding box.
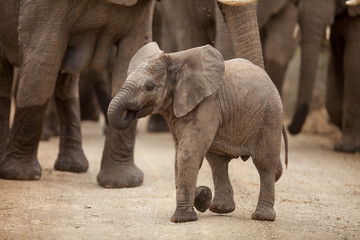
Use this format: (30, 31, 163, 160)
(107, 87, 137, 131)
(217, 2, 264, 68)
(288, 0, 335, 134)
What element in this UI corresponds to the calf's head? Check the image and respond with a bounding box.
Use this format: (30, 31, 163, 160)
(108, 42, 225, 130)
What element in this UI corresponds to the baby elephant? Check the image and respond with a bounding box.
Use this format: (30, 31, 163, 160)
(108, 42, 288, 223)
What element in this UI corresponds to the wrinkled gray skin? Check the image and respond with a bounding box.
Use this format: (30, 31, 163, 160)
(288, 0, 360, 153)
(257, 0, 299, 95)
(148, 0, 264, 132)
(0, 0, 154, 185)
(108, 42, 288, 223)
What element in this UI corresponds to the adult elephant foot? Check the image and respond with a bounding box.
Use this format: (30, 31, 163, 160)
(54, 97, 88, 173)
(55, 149, 88, 173)
(334, 136, 360, 153)
(97, 122, 143, 188)
(251, 207, 276, 221)
(0, 156, 42, 180)
(97, 162, 143, 188)
(0, 105, 46, 180)
(147, 114, 169, 132)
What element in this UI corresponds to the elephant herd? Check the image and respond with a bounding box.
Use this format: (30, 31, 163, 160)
(0, 0, 359, 220)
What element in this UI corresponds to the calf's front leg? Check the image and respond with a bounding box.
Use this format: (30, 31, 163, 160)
(171, 140, 205, 223)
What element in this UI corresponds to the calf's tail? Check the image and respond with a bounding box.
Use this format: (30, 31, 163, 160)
(283, 125, 289, 168)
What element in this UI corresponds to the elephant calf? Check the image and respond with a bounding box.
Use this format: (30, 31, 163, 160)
(108, 42, 288, 223)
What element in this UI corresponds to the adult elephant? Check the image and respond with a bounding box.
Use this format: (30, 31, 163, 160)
(257, 0, 299, 95)
(287, 0, 360, 153)
(154, 0, 263, 65)
(148, 0, 264, 131)
(0, 0, 155, 185)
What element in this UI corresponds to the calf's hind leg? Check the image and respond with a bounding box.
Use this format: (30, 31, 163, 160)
(251, 155, 277, 221)
(206, 152, 235, 214)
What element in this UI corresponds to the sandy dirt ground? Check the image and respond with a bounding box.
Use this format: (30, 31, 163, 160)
(0, 112, 360, 240)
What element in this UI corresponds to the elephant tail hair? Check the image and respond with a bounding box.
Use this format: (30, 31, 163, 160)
(282, 125, 289, 168)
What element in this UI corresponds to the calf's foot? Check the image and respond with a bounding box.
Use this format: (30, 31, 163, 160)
(251, 207, 276, 221)
(209, 200, 235, 214)
(209, 196, 235, 214)
(194, 186, 212, 212)
(171, 207, 198, 223)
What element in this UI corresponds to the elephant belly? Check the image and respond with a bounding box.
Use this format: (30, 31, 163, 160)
(63, 33, 98, 73)
(208, 141, 251, 159)
(210, 126, 261, 159)
(63, 2, 135, 73)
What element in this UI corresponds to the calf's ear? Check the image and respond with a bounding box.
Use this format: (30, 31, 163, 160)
(128, 42, 163, 73)
(166, 45, 225, 118)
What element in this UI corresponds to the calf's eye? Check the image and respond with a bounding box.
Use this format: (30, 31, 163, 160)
(145, 82, 155, 92)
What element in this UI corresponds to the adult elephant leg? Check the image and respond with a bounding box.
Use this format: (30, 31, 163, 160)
(334, 16, 360, 153)
(97, 0, 155, 187)
(54, 73, 88, 172)
(97, 121, 143, 188)
(263, 3, 298, 95)
(0, 54, 13, 158)
(79, 70, 100, 122)
(326, 22, 344, 130)
(0, 105, 47, 180)
(41, 96, 59, 141)
(217, 2, 264, 68)
(288, 0, 335, 134)
(93, 70, 111, 134)
(97, 52, 144, 187)
(0, 58, 59, 180)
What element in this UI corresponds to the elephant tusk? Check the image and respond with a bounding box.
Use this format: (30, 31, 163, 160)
(325, 26, 331, 41)
(346, 0, 360, 6)
(103, 0, 138, 6)
(216, 0, 258, 6)
(292, 23, 299, 40)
